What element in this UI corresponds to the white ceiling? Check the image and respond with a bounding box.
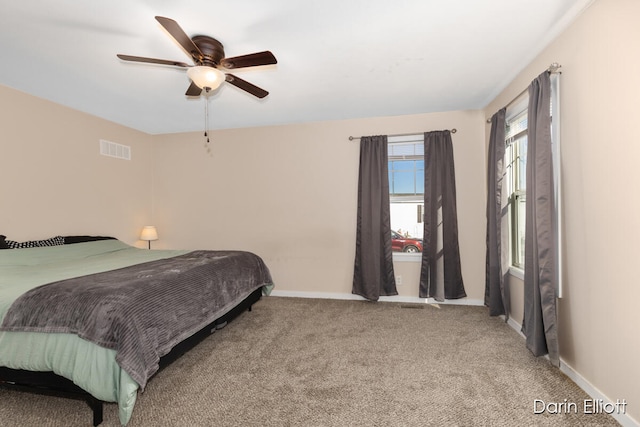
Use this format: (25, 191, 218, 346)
(0, 0, 592, 135)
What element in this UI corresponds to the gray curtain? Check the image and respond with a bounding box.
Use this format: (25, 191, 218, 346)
(352, 135, 398, 301)
(485, 108, 510, 318)
(522, 71, 559, 366)
(419, 130, 466, 301)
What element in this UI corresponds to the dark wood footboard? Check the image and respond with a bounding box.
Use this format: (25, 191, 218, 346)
(0, 287, 263, 426)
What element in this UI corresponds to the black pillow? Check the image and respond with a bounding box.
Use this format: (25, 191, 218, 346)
(0, 235, 9, 249)
(63, 235, 116, 244)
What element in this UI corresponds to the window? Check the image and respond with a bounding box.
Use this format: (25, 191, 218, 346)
(505, 109, 528, 269)
(388, 135, 424, 258)
(505, 74, 559, 271)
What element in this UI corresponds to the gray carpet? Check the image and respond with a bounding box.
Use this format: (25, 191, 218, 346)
(0, 296, 619, 426)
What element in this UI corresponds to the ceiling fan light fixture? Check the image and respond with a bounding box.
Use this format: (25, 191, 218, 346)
(187, 66, 225, 90)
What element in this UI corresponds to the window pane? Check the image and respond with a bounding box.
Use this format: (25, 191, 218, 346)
(388, 137, 424, 254)
(506, 108, 530, 269)
(516, 136, 527, 191)
(506, 110, 528, 139)
(388, 140, 424, 157)
(514, 195, 526, 267)
(504, 144, 513, 196)
(416, 170, 424, 194)
(389, 158, 424, 196)
(392, 160, 415, 171)
(390, 202, 424, 252)
(392, 171, 416, 194)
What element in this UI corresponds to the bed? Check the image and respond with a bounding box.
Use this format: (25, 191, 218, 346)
(0, 236, 274, 426)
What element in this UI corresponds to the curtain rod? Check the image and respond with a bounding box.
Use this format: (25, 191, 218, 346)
(486, 62, 562, 123)
(348, 128, 457, 141)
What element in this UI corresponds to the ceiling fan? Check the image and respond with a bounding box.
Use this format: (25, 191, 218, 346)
(117, 16, 277, 98)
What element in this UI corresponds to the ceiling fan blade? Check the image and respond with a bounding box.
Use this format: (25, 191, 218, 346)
(185, 81, 202, 96)
(221, 51, 277, 69)
(117, 54, 190, 67)
(155, 16, 204, 61)
(225, 74, 269, 99)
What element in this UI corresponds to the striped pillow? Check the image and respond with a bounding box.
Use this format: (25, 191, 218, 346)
(5, 236, 65, 249)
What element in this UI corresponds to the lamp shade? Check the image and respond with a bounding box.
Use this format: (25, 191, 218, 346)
(140, 226, 158, 241)
(187, 66, 225, 90)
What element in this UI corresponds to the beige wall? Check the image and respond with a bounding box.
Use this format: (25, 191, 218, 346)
(484, 0, 640, 422)
(151, 110, 487, 301)
(1, 86, 487, 299)
(0, 85, 154, 246)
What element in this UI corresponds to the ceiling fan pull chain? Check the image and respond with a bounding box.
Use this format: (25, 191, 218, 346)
(203, 92, 213, 156)
(204, 93, 210, 145)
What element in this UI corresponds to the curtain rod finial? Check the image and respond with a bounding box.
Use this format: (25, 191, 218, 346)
(548, 62, 562, 73)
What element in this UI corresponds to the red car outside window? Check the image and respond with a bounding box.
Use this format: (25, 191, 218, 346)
(391, 230, 423, 253)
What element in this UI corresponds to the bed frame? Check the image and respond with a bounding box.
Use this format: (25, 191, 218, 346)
(0, 287, 263, 426)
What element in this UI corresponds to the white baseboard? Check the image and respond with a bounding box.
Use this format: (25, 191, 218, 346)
(559, 361, 639, 427)
(269, 290, 484, 306)
(504, 315, 526, 338)
(501, 316, 639, 427)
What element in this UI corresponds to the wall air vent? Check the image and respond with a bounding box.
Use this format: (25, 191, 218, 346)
(99, 139, 131, 160)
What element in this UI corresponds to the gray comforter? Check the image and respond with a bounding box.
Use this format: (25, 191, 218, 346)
(0, 250, 272, 389)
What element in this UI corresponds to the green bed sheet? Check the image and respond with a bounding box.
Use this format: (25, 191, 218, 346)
(0, 240, 190, 426)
